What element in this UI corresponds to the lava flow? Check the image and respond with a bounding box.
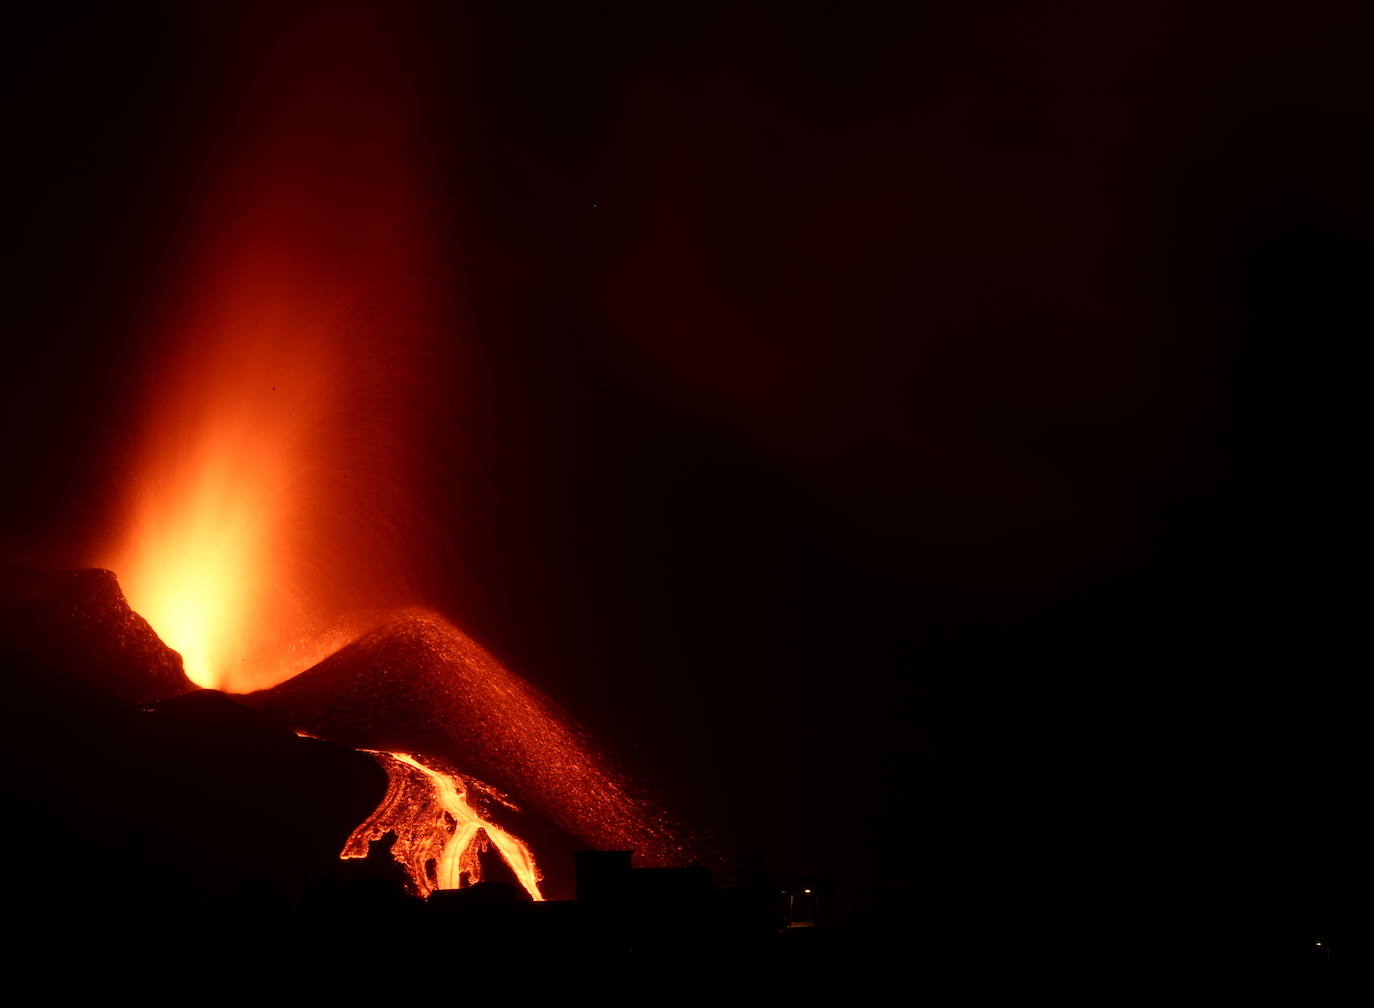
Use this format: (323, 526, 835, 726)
(252, 610, 693, 867)
(342, 751, 543, 901)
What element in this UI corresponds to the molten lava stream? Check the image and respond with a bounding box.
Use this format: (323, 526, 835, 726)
(342, 750, 544, 901)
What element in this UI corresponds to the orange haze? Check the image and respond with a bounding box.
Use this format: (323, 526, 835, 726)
(103, 8, 446, 692)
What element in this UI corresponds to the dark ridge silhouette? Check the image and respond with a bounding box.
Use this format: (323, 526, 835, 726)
(0, 566, 193, 701)
(0, 646, 387, 935)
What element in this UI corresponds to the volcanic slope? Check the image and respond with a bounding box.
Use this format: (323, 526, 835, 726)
(0, 567, 193, 701)
(248, 610, 697, 868)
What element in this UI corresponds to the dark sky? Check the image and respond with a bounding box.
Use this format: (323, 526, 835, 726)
(4, 1, 1374, 922)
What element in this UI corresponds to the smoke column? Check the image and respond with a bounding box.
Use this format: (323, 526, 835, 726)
(103, 4, 449, 692)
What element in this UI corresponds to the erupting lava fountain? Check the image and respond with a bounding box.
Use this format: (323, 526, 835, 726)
(96, 5, 697, 899)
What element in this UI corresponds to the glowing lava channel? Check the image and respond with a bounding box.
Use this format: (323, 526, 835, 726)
(343, 751, 544, 901)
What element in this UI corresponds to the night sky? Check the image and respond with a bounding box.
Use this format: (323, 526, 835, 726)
(4, 1, 1374, 926)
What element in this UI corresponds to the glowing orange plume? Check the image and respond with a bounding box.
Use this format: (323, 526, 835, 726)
(103, 7, 443, 692)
